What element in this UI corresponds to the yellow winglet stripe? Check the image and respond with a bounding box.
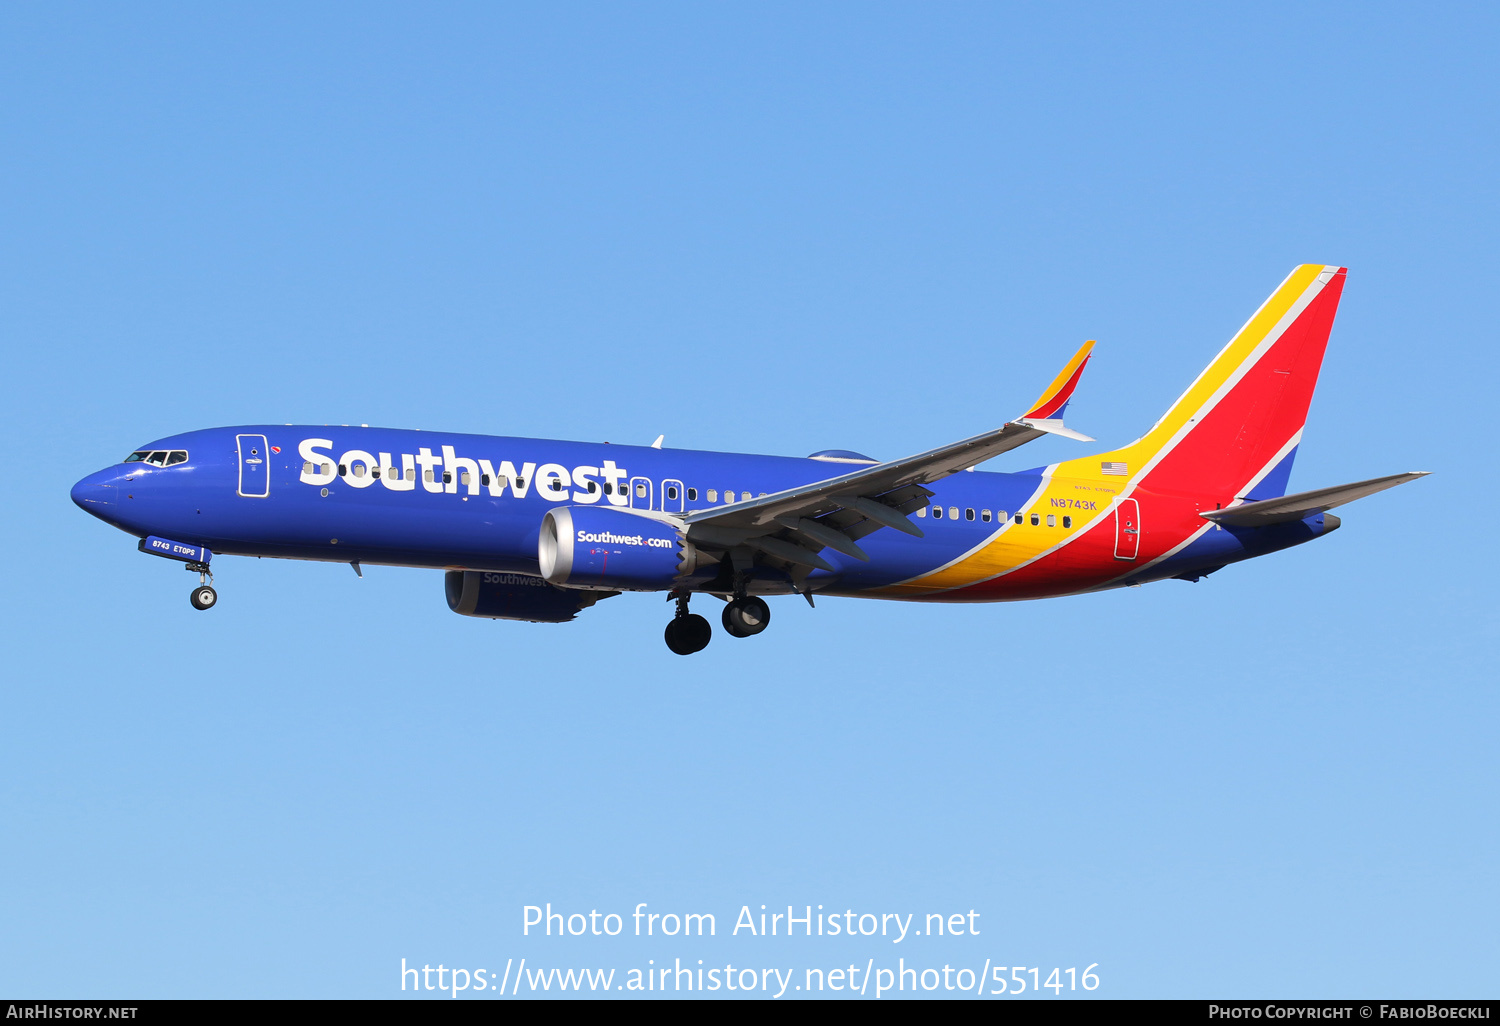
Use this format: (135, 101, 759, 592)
(1022, 340, 1096, 419)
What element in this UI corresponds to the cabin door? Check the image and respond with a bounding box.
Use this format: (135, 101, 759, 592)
(661, 479, 685, 513)
(1113, 498, 1140, 560)
(628, 476, 653, 510)
(237, 434, 270, 498)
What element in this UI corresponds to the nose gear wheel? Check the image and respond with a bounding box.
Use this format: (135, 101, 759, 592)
(185, 560, 216, 611)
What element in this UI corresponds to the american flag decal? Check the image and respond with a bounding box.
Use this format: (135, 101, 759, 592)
(1101, 461, 1128, 476)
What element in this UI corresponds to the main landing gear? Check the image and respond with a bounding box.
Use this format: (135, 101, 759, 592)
(663, 580, 774, 654)
(664, 590, 711, 655)
(186, 561, 217, 611)
(721, 595, 770, 638)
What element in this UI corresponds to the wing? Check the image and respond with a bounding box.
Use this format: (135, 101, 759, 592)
(683, 341, 1097, 577)
(1199, 472, 1429, 527)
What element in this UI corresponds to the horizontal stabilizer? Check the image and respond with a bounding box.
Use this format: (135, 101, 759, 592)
(1200, 472, 1430, 527)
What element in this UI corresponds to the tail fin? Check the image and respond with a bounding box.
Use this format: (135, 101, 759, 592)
(1065, 264, 1346, 502)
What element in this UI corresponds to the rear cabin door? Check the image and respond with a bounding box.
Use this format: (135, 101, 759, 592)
(237, 434, 270, 498)
(628, 476, 653, 510)
(1113, 497, 1140, 560)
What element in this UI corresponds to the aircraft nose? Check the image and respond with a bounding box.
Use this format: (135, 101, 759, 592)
(71, 468, 118, 514)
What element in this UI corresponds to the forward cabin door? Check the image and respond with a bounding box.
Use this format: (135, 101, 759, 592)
(1113, 497, 1140, 560)
(237, 434, 270, 498)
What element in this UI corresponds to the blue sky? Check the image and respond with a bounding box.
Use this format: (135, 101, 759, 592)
(2, 3, 1495, 999)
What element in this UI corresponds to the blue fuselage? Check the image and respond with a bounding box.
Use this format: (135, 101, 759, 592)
(71, 424, 1328, 600)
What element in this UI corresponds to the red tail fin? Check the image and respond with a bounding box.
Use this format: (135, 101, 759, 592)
(1064, 264, 1346, 502)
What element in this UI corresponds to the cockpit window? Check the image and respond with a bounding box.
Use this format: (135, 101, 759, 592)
(124, 449, 189, 466)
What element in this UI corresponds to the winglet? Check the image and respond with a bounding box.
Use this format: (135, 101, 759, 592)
(1021, 340, 1095, 420)
(1012, 340, 1096, 441)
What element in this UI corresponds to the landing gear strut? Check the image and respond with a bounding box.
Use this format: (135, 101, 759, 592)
(186, 561, 217, 611)
(664, 589, 711, 655)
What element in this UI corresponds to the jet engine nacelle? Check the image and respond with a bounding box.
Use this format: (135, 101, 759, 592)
(539, 506, 696, 591)
(444, 570, 610, 622)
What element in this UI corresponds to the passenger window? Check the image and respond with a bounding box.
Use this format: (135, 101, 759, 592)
(516, 478, 526, 489)
(1013, 514, 1023, 525)
(354, 464, 367, 478)
(667, 486, 678, 500)
(1046, 514, 1056, 527)
(497, 476, 508, 488)
(460, 471, 471, 486)
(339, 465, 348, 477)
(981, 509, 991, 522)
(998, 511, 1008, 522)
(687, 488, 697, 501)
(423, 469, 432, 482)
(167, 451, 187, 466)
(948, 506, 959, 519)
(405, 468, 414, 481)
(635, 483, 647, 498)
(1063, 516, 1073, 528)
(707, 489, 718, 502)
(304, 461, 314, 474)
(742, 492, 752, 502)
(1030, 513, 1040, 526)
(965, 508, 975, 521)
(443, 472, 452, 484)
(588, 481, 597, 493)
(916, 506, 927, 517)
(933, 506, 944, 519)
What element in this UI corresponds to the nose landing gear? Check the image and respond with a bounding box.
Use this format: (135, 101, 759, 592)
(186, 561, 217, 611)
(664, 589, 711, 655)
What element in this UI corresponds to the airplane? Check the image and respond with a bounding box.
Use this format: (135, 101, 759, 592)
(71, 264, 1426, 655)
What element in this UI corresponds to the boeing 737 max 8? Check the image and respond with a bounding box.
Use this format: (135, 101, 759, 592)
(71, 265, 1426, 653)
